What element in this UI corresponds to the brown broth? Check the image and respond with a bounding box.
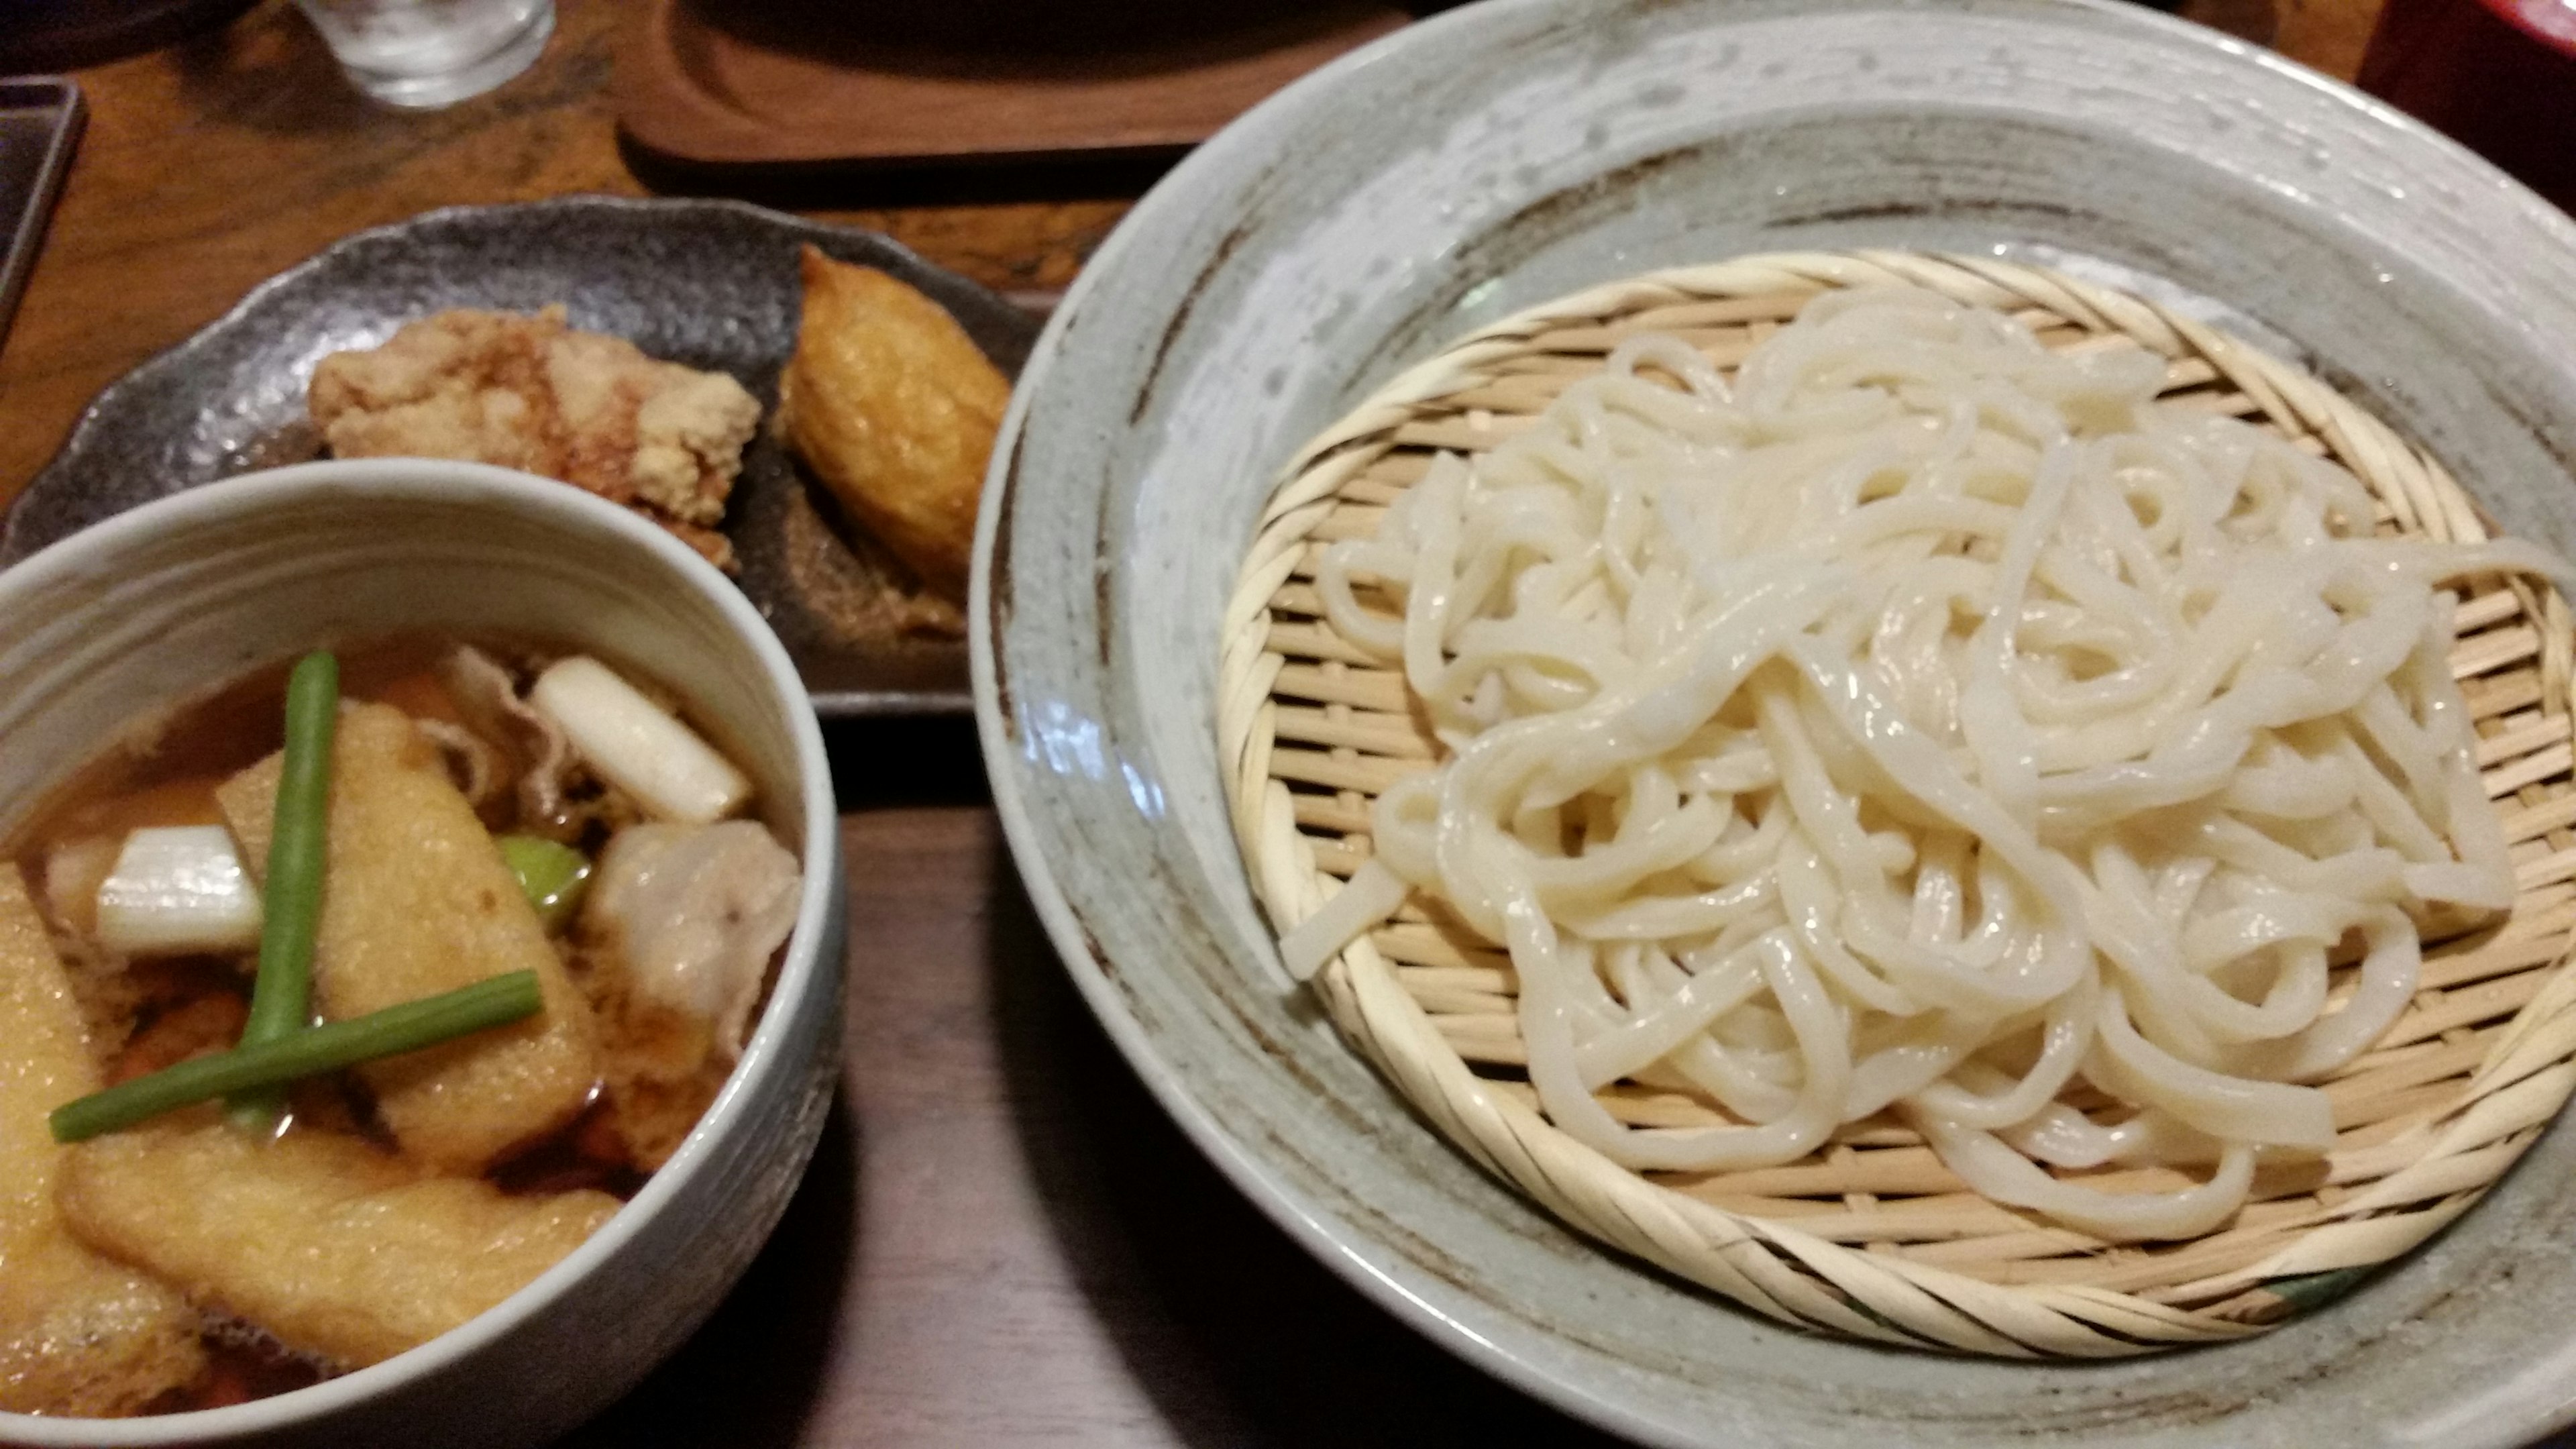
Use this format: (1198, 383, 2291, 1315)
(105, 961, 251, 1084)
(144, 1328, 329, 1415)
(487, 1096, 650, 1201)
(11, 633, 502, 871)
(7, 632, 765, 1417)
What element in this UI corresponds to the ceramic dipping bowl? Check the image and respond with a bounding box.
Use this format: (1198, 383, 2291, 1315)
(0, 459, 844, 1449)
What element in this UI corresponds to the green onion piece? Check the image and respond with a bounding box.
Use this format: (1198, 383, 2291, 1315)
(52, 971, 543, 1144)
(497, 835, 591, 932)
(228, 650, 339, 1132)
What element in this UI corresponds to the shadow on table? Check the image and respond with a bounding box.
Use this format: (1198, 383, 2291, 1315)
(622, 139, 1180, 217)
(553, 1087, 861, 1448)
(981, 851, 1627, 1448)
(819, 713, 993, 809)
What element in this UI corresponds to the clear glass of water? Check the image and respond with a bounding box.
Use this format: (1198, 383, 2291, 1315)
(294, 0, 555, 109)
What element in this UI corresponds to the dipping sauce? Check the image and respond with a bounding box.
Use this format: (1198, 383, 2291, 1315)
(0, 635, 800, 1417)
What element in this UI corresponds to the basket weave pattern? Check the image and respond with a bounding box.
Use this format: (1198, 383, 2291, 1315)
(1217, 252, 2576, 1356)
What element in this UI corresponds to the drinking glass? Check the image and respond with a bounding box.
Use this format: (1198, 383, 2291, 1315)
(294, 0, 554, 110)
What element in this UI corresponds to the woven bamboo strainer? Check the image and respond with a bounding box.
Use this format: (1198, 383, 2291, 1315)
(1216, 250, 2576, 1358)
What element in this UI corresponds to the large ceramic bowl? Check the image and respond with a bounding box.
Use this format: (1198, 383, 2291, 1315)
(0, 460, 844, 1448)
(973, 0, 2576, 1445)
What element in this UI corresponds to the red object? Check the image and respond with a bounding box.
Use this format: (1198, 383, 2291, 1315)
(2357, 0, 2576, 213)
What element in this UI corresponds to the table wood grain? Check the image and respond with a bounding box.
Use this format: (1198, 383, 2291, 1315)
(554, 730, 1627, 1447)
(21, 1, 2549, 1444)
(0, 0, 1127, 498)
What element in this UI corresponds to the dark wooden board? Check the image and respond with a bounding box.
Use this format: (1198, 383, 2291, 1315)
(614, 0, 1417, 168)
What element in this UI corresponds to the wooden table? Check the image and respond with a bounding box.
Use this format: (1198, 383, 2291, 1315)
(3, 1, 2507, 1444)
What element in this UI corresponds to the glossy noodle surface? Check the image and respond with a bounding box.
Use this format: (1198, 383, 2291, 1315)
(1309, 288, 2563, 1241)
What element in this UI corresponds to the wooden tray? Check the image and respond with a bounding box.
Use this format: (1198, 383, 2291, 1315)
(614, 0, 1418, 168)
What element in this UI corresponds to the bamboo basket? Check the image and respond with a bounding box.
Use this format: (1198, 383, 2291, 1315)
(1216, 251, 2576, 1358)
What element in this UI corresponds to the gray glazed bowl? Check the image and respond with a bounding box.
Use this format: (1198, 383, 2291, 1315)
(0, 460, 844, 1448)
(973, 0, 2576, 1445)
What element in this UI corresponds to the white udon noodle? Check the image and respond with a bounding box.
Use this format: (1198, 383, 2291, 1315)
(1292, 285, 2566, 1242)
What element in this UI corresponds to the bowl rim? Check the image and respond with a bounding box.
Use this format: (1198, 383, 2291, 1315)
(0, 458, 839, 1444)
(971, 0, 2576, 1444)
(978, 3, 1733, 1436)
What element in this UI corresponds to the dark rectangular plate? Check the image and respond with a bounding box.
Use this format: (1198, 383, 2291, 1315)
(0, 77, 84, 350)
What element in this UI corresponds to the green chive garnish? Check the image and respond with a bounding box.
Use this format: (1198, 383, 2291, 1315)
(227, 650, 337, 1132)
(52, 971, 544, 1144)
(497, 834, 591, 932)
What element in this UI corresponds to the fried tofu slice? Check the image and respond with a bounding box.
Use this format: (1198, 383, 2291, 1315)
(776, 245, 1009, 604)
(309, 306, 761, 571)
(0, 865, 205, 1417)
(60, 1124, 619, 1370)
(563, 969, 718, 1175)
(221, 702, 599, 1173)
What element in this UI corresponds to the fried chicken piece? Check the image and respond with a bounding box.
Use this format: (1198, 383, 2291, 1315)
(309, 306, 761, 571)
(776, 246, 1010, 606)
